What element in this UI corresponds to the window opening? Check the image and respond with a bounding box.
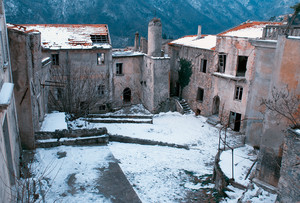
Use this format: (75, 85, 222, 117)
(97, 53, 105, 65)
(234, 86, 243, 101)
(98, 85, 105, 95)
(196, 87, 204, 102)
(52, 54, 59, 65)
(218, 54, 226, 73)
(116, 63, 123, 75)
(200, 59, 207, 73)
(236, 56, 248, 77)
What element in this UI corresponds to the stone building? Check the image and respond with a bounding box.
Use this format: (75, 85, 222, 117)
(169, 22, 281, 132)
(8, 18, 170, 115)
(249, 34, 300, 188)
(7, 24, 51, 149)
(112, 18, 170, 113)
(169, 26, 216, 116)
(0, 0, 21, 201)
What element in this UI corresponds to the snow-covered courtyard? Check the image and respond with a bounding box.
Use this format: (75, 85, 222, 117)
(29, 105, 276, 202)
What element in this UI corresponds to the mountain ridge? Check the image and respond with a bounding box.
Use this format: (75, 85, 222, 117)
(4, 0, 297, 47)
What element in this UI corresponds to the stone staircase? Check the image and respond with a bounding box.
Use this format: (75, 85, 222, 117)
(179, 99, 193, 114)
(206, 115, 220, 126)
(84, 114, 153, 124)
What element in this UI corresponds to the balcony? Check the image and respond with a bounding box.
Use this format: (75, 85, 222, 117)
(263, 25, 300, 40)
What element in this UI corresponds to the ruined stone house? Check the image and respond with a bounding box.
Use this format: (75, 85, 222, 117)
(169, 22, 282, 133)
(170, 20, 300, 199)
(0, 0, 21, 201)
(8, 17, 170, 114)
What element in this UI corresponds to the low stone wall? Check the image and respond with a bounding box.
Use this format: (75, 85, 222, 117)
(109, 134, 189, 149)
(35, 128, 108, 140)
(277, 129, 300, 202)
(35, 128, 109, 148)
(213, 150, 229, 195)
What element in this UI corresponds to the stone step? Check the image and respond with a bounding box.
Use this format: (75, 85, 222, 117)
(84, 118, 153, 124)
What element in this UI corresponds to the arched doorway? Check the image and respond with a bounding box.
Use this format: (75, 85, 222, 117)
(212, 96, 220, 115)
(123, 88, 131, 103)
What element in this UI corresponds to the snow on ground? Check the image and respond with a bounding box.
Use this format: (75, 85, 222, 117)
(40, 112, 67, 131)
(35, 105, 269, 202)
(109, 142, 215, 202)
(222, 183, 277, 203)
(219, 145, 257, 186)
(31, 146, 114, 203)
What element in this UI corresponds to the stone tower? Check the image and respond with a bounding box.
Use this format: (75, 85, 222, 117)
(148, 18, 162, 57)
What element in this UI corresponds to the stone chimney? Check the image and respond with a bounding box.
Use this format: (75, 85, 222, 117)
(197, 25, 202, 39)
(134, 32, 139, 51)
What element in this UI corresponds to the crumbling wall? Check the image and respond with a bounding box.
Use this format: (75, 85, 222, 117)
(255, 36, 300, 187)
(277, 129, 300, 202)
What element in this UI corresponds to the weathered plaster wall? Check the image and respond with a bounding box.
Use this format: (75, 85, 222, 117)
(112, 55, 144, 107)
(8, 29, 36, 149)
(256, 36, 300, 187)
(0, 1, 21, 201)
(43, 48, 113, 113)
(142, 56, 170, 113)
(212, 36, 256, 132)
(245, 40, 277, 146)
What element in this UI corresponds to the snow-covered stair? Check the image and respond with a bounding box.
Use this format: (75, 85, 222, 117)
(179, 99, 193, 114)
(84, 114, 153, 124)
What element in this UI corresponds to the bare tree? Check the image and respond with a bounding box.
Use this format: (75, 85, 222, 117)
(261, 86, 300, 128)
(48, 65, 107, 120)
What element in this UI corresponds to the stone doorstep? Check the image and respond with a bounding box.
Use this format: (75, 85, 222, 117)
(252, 178, 278, 194)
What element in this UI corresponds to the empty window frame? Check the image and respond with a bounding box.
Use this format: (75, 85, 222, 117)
(99, 105, 106, 111)
(52, 54, 59, 65)
(97, 53, 105, 65)
(98, 85, 105, 95)
(116, 63, 123, 75)
(91, 35, 109, 43)
(218, 54, 226, 73)
(196, 87, 204, 102)
(200, 59, 207, 73)
(236, 56, 248, 77)
(234, 86, 243, 101)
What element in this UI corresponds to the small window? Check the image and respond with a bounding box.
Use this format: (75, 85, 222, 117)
(200, 59, 207, 73)
(56, 88, 63, 100)
(236, 56, 248, 77)
(98, 85, 105, 95)
(116, 63, 123, 75)
(234, 86, 243, 101)
(52, 54, 59, 65)
(218, 54, 226, 73)
(97, 53, 105, 65)
(196, 87, 204, 102)
(99, 105, 106, 111)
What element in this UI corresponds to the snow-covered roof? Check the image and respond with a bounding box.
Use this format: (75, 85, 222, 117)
(7, 24, 112, 50)
(169, 35, 216, 50)
(218, 21, 282, 39)
(112, 51, 144, 57)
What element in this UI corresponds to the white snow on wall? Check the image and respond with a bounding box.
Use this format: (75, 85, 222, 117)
(0, 83, 14, 107)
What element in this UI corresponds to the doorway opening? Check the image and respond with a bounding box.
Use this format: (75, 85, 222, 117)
(123, 88, 131, 103)
(212, 96, 220, 115)
(229, 111, 242, 132)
